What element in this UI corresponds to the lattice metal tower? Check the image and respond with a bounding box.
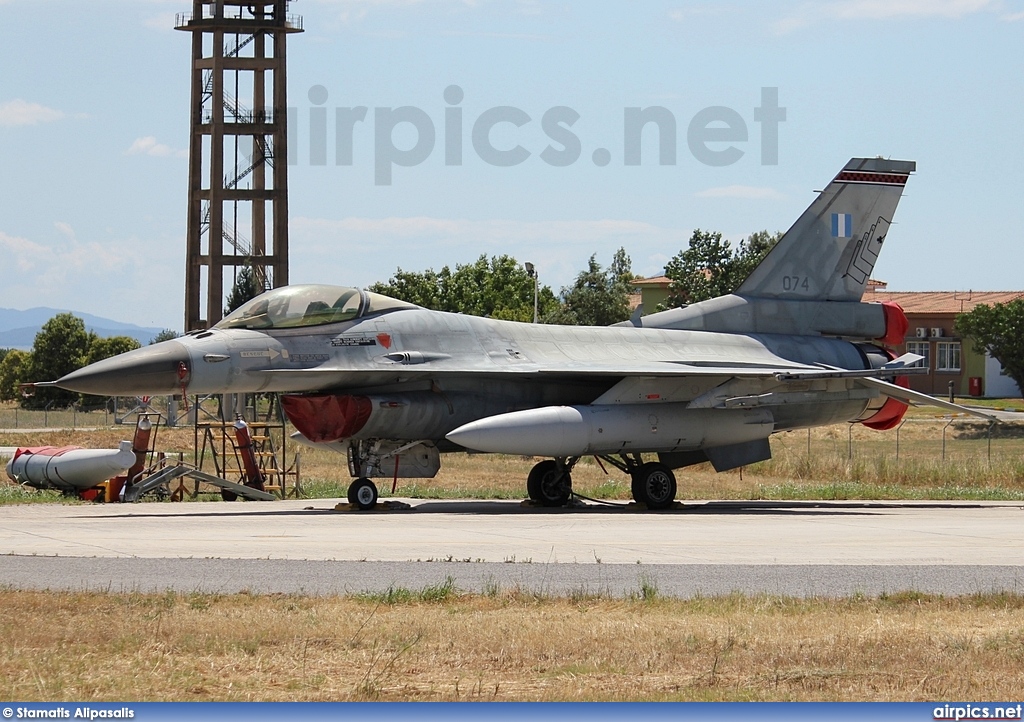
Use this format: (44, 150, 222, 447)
(176, 1, 302, 331)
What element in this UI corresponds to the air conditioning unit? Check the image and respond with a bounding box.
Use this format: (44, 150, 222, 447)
(915, 328, 928, 338)
(930, 327, 943, 338)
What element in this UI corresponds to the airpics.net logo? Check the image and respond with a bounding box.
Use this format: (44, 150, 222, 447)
(933, 704, 1024, 721)
(286, 86, 786, 185)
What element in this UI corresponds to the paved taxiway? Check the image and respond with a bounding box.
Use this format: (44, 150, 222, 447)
(1, 498, 1022, 597)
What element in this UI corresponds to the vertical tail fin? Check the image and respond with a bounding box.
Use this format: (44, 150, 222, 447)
(737, 157, 915, 301)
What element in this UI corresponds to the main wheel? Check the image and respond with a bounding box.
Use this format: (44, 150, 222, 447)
(220, 488, 238, 502)
(526, 460, 572, 507)
(347, 478, 378, 510)
(631, 462, 677, 509)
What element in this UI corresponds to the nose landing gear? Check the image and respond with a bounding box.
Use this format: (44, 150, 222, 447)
(347, 477, 379, 510)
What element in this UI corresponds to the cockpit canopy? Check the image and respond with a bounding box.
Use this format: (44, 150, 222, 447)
(215, 285, 418, 330)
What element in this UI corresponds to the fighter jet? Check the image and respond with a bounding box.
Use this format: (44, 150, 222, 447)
(51, 157, 994, 510)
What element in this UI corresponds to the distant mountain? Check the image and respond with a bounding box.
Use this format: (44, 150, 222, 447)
(0, 307, 166, 350)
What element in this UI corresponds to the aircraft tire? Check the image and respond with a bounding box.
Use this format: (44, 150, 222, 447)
(526, 460, 572, 507)
(631, 463, 676, 510)
(220, 489, 238, 502)
(348, 478, 378, 510)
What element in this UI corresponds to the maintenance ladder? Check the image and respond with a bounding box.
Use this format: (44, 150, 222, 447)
(195, 419, 300, 498)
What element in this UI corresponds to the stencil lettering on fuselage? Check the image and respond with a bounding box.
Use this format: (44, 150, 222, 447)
(331, 334, 378, 347)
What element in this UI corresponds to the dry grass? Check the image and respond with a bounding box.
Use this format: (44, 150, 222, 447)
(0, 589, 1022, 701)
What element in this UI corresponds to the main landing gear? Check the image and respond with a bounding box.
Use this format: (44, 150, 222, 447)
(629, 461, 677, 510)
(526, 459, 574, 507)
(525, 454, 677, 510)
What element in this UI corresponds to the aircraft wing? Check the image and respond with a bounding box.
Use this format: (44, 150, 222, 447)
(253, 359, 818, 381)
(253, 354, 995, 421)
(254, 355, 922, 381)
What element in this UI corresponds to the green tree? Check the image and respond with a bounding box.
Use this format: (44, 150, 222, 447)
(370, 254, 559, 322)
(663, 229, 781, 308)
(24, 313, 92, 409)
(547, 248, 637, 326)
(448, 255, 558, 322)
(225, 261, 264, 316)
(956, 299, 1024, 398)
(731, 229, 782, 283)
(0, 349, 30, 402)
(369, 267, 449, 310)
(150, 329, 180, 345)
(85, 336, 141, 366)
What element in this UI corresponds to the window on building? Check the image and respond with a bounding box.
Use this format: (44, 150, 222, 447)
(936, 341, 961, 372)
(906, 341, 930, 369)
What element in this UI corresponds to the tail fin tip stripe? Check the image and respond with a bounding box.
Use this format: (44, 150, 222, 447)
(835, 171, 909, 186)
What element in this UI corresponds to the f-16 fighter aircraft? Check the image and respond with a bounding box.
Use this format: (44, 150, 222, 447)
(52, 157, 994, 510)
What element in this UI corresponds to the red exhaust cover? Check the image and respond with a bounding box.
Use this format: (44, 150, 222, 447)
(862, 345, 910, 430)
(281, 394, 373, 443)
(861, 390, 909, 430)
(877, 301, 909, 348)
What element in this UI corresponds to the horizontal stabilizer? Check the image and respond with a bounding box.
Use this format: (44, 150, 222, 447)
(856, 377, 999, 421)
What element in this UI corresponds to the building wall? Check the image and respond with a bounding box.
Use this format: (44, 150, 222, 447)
(638, 286, 671, 314)
(897, 313, 964, 395)
(984, 354, 1023, 398)
(896, 313, 1013, 397)
(962, 340, 987, 396)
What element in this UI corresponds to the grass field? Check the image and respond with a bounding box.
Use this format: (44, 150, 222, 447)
(1, 588, 1022, 701)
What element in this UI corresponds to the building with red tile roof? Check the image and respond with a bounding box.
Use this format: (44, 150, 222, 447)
(862, 282, 1022, 397)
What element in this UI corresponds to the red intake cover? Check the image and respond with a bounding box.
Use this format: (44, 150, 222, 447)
(280, 394, 373, 443)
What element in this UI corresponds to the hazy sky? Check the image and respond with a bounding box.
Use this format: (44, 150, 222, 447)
(1, 0, 1022, 330)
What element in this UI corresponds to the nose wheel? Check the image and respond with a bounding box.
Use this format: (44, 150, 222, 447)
(347, 477, 379, 510)
(526, 459, 573, 507)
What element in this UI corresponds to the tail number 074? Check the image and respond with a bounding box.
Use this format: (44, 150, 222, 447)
(781, 276, 810, 292)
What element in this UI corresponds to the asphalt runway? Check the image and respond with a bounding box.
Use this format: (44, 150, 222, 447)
(1, 497, 1022, 598)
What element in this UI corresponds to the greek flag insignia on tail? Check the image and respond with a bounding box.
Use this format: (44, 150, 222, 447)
(831, 213, 852, 238)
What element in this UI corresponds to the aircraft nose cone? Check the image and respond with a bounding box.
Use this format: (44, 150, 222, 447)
(55, 340, 192, 397)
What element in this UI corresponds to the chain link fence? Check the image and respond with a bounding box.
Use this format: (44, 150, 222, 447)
(0, 394, 284, 431)
(758, 415, 1024, 490)
(1, 400, 1020, 480)
(0, 397, 183, 430)
(770, 417, 1022, 464)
